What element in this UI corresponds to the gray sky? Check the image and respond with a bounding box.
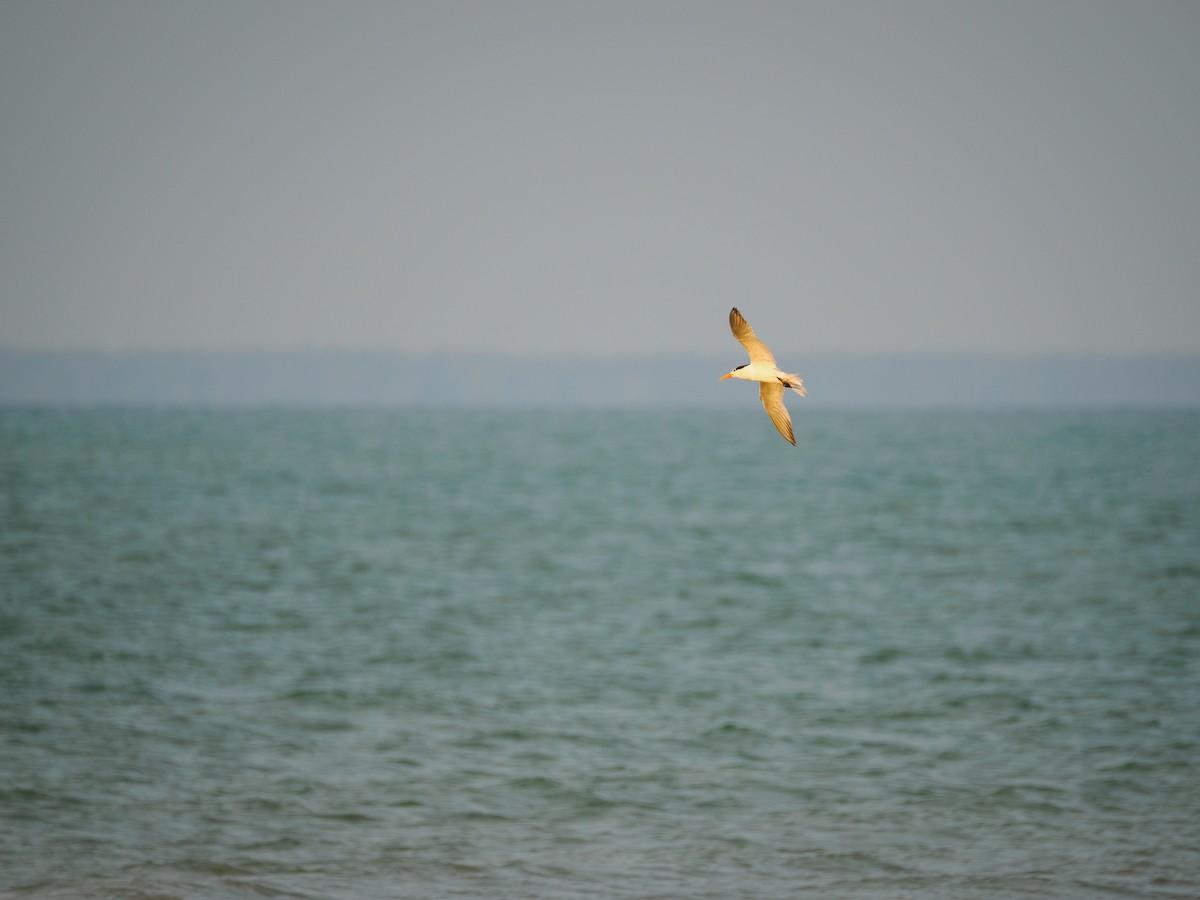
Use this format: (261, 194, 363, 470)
(2, 1, 1198, 358)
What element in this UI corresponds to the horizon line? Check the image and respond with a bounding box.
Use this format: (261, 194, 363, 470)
(4, 346, 1200, 361)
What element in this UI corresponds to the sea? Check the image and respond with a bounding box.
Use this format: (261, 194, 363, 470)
(1, 407, 1198, 899)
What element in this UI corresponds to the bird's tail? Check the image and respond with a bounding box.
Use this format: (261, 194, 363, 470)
(784, 374, 806, 397)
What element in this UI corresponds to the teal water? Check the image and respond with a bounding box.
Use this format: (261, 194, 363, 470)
(2, 408, 1198, 899)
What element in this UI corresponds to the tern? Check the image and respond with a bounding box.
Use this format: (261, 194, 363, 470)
(720, 307, 806, 445)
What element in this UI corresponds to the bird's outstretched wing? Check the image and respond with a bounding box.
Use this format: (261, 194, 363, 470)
(759, 381, 796, 445)
(729, 308, 777, 365)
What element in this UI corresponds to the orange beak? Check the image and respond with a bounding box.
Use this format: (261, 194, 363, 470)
(719, 372, 733, 380)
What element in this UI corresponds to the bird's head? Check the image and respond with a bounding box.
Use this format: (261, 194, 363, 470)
(719, 364, 747, 381)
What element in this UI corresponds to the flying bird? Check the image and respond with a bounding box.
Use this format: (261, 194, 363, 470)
(720, 307, 806, 445)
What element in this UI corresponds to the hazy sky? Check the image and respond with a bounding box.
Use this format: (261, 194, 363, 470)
(2, 1, 1198, 358)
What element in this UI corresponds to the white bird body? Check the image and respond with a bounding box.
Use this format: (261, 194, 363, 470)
(720, 307, 806, 445)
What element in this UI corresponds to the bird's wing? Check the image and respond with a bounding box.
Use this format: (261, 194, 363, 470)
(759, 381, 796, 445)
(729, 308, 777, 365)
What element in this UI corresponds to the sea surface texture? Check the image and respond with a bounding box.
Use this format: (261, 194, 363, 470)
(2, 408, 1198, 899)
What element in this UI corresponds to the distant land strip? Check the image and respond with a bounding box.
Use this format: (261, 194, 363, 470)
(2, 349, 1199, 408)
